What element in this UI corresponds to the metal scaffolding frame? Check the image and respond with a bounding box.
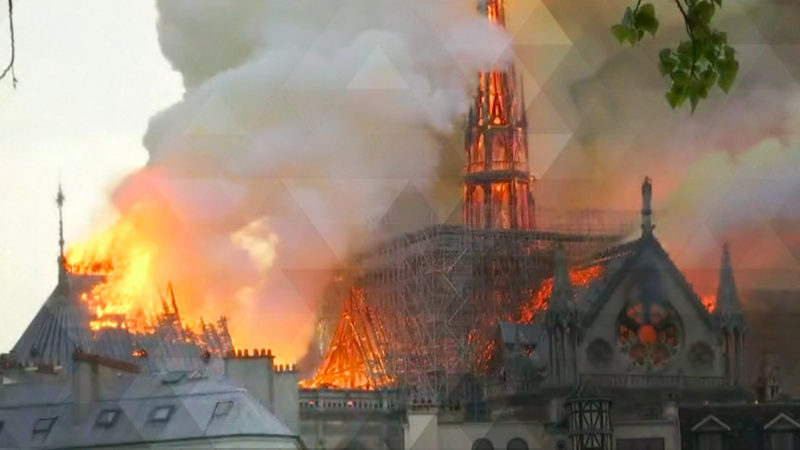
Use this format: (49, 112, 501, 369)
(347, 223, 627, 399)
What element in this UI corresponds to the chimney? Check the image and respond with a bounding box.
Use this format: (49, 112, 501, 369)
(72, 350, 140, 424)
(224, 347, 276, 412)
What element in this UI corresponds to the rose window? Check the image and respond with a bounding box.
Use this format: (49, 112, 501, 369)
(617, 300, 682, 369)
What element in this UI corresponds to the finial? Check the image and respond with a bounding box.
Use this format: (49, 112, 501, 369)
(56, 183, 68, 284)
(641, 176, 654, 236)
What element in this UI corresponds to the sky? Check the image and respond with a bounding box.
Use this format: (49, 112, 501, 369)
(0, 0, 799, 356)
(0, 0, 182, 350)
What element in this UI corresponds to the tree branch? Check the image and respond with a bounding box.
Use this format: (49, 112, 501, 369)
(0, 0, 16, 87)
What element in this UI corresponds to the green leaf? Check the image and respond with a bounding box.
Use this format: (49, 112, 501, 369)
(672, 69, 690, 85)
(711, 31, 728, 46)
(724, 45, 736, 60)
(666, 85, 687, 109)
(717, 59, 739, 92)
(701, 68, 717, 90)
(611, 24, 635, 45)
(677, 41, 694, 65)
(634, 3, 660, 35)
(658, 48, 677, 76)
(694, 2, 716, 25)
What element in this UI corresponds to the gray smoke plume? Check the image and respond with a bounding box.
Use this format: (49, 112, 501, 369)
(103, 0, 511, 360)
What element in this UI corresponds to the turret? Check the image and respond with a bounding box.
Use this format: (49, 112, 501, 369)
(546, 245, 579, 385)
(713, 244, 745, 384)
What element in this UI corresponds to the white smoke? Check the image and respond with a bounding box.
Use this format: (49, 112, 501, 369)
(120, 0, 510, 360)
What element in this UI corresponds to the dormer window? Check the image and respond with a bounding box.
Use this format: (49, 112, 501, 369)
(32, 417, 57, 441)
(764, 413, 800, 450)
(95, 409, 121, 428)
(212, 401, 234, 418)
(691, 414, 730, 450)
(148, 406, 174, 423)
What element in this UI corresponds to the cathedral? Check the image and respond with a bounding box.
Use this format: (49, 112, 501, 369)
(1, 1, 799, 449)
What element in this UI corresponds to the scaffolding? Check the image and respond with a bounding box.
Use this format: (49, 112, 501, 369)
(339, 223, 626, 399)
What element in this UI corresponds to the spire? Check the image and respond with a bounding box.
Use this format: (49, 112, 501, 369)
(56, 183, 68, 284)
(641, 176, 654, 236)
(463, 0, 534, 230)
(546, 244, 578, 328)
(167, 281, 179, 315)
(484, 0, 506, 28)
(714, 244, 745, 332)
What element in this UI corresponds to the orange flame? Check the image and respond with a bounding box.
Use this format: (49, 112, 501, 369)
(519, 264, 605, 322)
(301, 288, 393, 390)
(66, 204, 162, 333)
(701, 293, 717, 313)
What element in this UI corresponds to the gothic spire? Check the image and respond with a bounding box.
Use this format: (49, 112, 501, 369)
(56, 183, 68, 284)
(546, 244, 578, 328)
(713, 243, 745, 332)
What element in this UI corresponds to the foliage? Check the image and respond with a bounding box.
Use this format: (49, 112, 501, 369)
(612, 0, 739, 112)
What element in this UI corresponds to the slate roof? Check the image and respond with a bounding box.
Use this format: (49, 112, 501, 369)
(0, 371, 301, 449)
(11, 275, 95, 371)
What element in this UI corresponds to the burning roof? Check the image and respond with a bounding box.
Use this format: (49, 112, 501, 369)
(301, 288, 393, 390)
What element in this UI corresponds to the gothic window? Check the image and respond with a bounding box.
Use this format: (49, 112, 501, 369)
(616, 292, 682, 370)
(688, 342, 715, 371)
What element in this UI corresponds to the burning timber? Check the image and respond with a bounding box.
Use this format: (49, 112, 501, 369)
(7, 186, 233, 375)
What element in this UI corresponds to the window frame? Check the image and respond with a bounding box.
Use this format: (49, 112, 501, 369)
(212, 400, 234, 418)
(147, 405, 175, 424)
(32, 417, 58, 437)
(94, 408, 121, 428)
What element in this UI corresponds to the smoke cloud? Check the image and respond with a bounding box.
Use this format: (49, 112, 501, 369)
(89, 0, 511, 362)
(516, 0, 800, 292)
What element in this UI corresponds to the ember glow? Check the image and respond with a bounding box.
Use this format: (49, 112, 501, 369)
(301, 288, 393, 390)
(519, 264, 605, 322)
(701, 293, 717, 313)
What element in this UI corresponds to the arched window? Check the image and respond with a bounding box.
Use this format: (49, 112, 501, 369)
(473, 438, 495, 450)
(507, 437, 529, 450)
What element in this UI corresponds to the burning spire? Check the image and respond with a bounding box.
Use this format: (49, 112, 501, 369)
(463, 0, 534, 230)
